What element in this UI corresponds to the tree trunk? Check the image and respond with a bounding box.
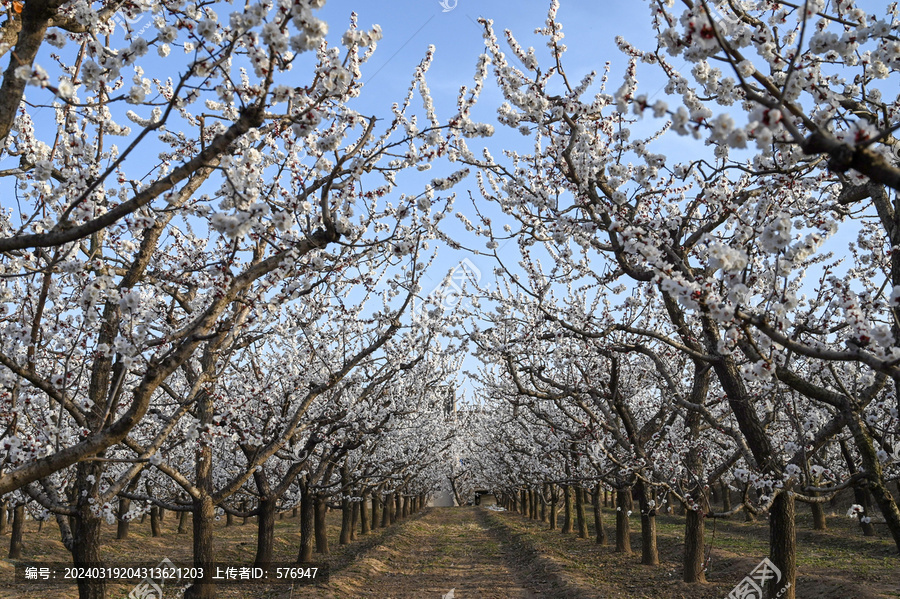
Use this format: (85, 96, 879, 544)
(339, 496, 352, 545)
(593, 486, 606, 545)
(314, 496, 329, 554)
(854, 485, 878, 536)
(254, 498, 275, 568)
(846, 414, 900, 552)
(575, 486, 589, 539)
(72, 507, 106, 599)
(768, 491, 796, 599)
(150, 506, 162, 537)
(185, 388, 216, 599)
(360, 492, 370, 535)
(8, 504, 23, 559)
(540, 485, 548, 522)
(225, 510, 233, 527)
(562, 484, 573, 533)
(0, 499, 6, 536)
(636, 479, 659, 565)
(842, 441, 877, 536)
(549, 485, 558, 530)
(809, 493, 827, 531)
(683, 407, 706, 581)
(71, 459, 107, 599)
(116, 497, 131, 540)
(720, 482, 732, 514)
(298, 482, 314, 563)
(372, 493, 381, 530)
(55, 510, 74, 551)
(684, 508, 706, 582)
(381, 493, 392, 527)
(178, 509, 189, 534)
(743, 485, 756, 522)
(615, 487, 632, 554)
(184, 494, 216, 599)
(350, 500, 359, 541)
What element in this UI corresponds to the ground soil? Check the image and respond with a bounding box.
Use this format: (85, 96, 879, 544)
(0, 503, 897, 598)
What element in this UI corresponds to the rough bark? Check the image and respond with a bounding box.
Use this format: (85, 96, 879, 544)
(184, 495, 215, 599)
(254, 498, 275, 568)
(185, 388, 216, 599)
(8, 504, 23, 559)
(636, 479, 659, 566)
(360, 492, 370, 535)
(684, 409, 707, 582)
(150, 506, 162, 537)
(846, 413, 900, 551)
(768, 491, 796, 599)
(339, 498, 352, 545)
(562, 484, 573, 533)
(381, 493, 392, 527)
(178, 509, 189, 534)
(593, 486, 607, 544)
(350, 500, 359, 541)
(72, 506, 106, 599)
(314, 496, 329, 554)
(540, 486, 547, 522)
(55, 510, 74, 550)
(842, 441, 877, 536)
(615, 487, 632, 554)
(70, 459, 108, 599)
(684, 508, 706, 583)
(809, 492, 827, 531)
(0, 0, 66, 146)
(297, 481, 314, 563)
(574, 486, 589, 539)
(116, 497, 131, 540)
(549, 484, 558, 530)
(371, 492, 381, 530)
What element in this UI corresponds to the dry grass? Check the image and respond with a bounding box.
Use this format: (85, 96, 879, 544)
(481, 505, 900, 599)
(0, 508, 397, 599)
(1, 503, 897, 598)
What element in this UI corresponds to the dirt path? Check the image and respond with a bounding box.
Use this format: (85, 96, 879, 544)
(290, 507, 545, 599)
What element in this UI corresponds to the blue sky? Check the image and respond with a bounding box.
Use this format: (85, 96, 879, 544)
(304, 1, 685, 400)
(317, 1, 656, 117)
